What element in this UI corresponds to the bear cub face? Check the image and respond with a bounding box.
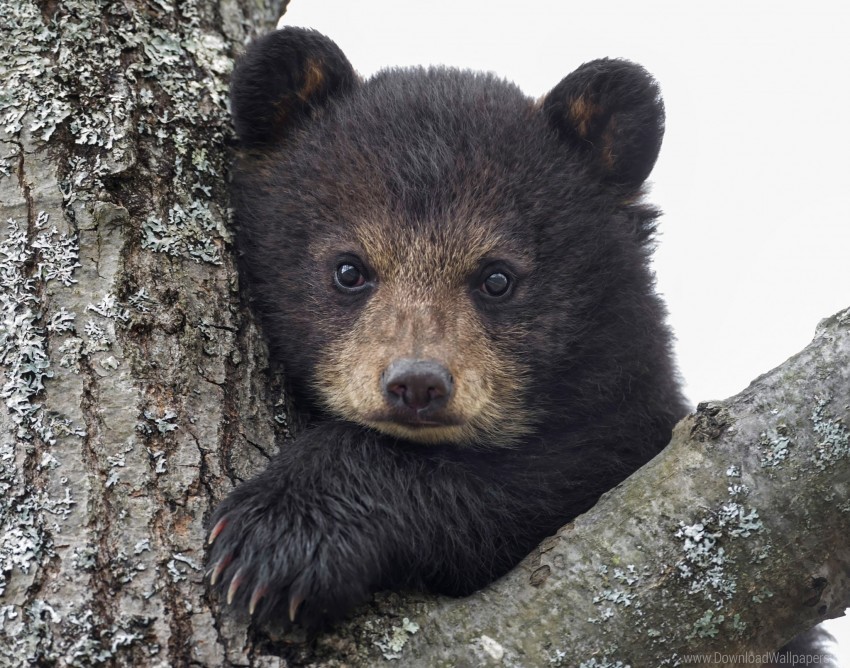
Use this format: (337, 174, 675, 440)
(230, 27, 678, 450)
(211, 27, 687, 630)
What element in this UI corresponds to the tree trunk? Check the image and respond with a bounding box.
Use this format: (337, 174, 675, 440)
(1, 2, 848, 667)
(1, 1, 289, 665)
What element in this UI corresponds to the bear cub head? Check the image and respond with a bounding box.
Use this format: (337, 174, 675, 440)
(230, 27, 680, 451)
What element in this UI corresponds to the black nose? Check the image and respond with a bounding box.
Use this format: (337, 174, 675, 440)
(382, 359, 453, 414)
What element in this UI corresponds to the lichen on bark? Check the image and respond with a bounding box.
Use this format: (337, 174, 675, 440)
(0, 0, 287, 665)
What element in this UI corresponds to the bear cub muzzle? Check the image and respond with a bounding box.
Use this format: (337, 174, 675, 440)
(381, 357, 454, 423)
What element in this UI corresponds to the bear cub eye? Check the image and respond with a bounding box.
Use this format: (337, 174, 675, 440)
(334, 262, 368, 292)
(481, 271, 511, 297)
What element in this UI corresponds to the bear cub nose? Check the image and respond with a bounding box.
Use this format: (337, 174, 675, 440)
(382, 359, 453, 414)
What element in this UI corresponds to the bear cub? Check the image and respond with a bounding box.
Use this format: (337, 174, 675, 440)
(208, 27, 688, 630)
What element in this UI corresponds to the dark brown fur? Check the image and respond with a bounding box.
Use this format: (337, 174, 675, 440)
(209, 31, 836, 661)
(212, 26, 687, 632)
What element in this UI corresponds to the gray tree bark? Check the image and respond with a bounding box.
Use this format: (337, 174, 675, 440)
(0, 1, 848, 667)
(1, 1, 289, 665)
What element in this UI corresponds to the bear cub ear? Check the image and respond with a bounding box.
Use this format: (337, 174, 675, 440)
(230, 27, 357, 149)
(543, 59, 665, 189)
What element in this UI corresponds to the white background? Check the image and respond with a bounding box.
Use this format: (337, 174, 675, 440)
(281, 1, 849, 659)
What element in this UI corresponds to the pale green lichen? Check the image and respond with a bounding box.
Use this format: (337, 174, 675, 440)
(139, 408, 178, 435)
(71, 545, 99, 572)
(727, 483, 749, 498)
(589, 563, 645, 624)
(669, 479, 768, 649)
(1, 0, 241, 661)
(548, 648, 568, 665)
(31, 213, 82, 285)
(5, 604, 157, 666)
(80, 293, 135, 365)
(105, 445, 133, 488)
(810, 397, 849, 470)
(85, 294, 130, 323)
(675, 522, 729, 601)
(373, 617, 421, 660)
(47, 308, 76, 334)
(690, 609, 724, 639)
(0, 216, 77, 429)
(167, 553, 201, 583)
(0, 213, 83, 607)
(674, 476, 764, 601)
(2, 0, 232, 264)
(141, 201, 224, 264)
(127, 288, 156, 313)
(759, 423, 793, 468)
(613, 564, 641, 586)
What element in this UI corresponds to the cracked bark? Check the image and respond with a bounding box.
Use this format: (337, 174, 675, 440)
(1, 1, 848, 667)
(0, 1, 289, 665)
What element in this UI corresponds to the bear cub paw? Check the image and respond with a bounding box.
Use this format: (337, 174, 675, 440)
(206, 474, 376, 631)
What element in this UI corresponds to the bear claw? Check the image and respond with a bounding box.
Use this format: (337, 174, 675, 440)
(289, 590, 305, 622)
(227, 567, 245, 605)
(209, 553, 232, 586)
(249, 584, 269, 616)
(208, 517, 228, 545)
